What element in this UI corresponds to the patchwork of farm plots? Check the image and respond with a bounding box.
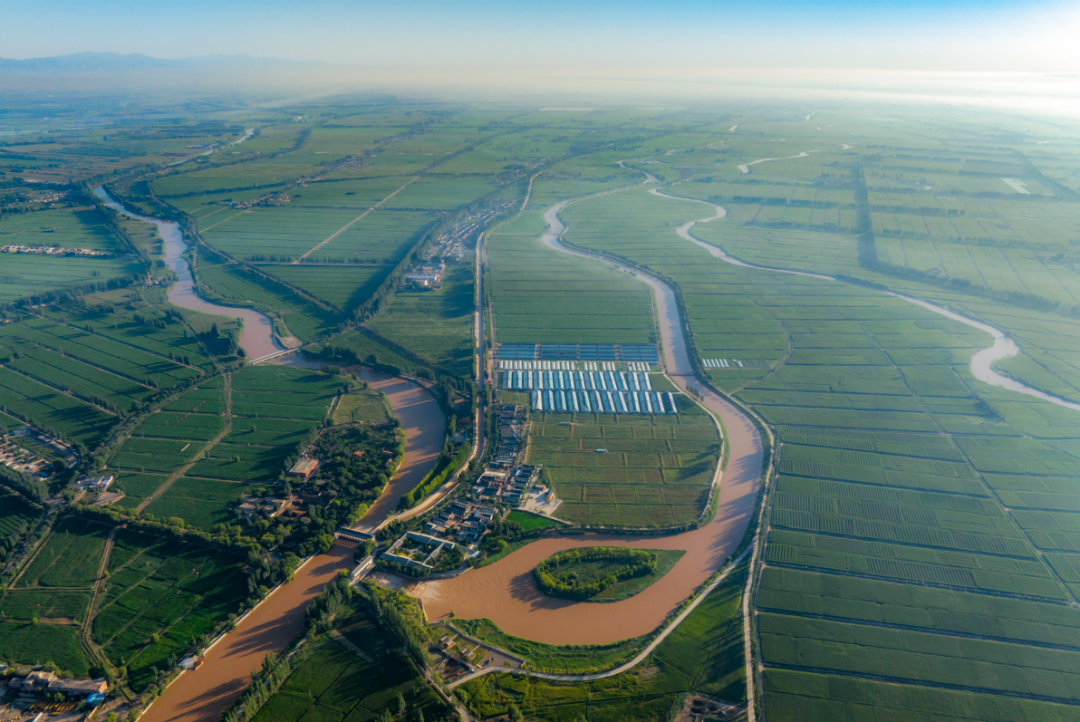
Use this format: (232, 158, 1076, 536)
(1, 517, 246, 690)
(526, 395, 719, 527)
(0, 127, 250, 183)
(110, 366, 339, 529)
(0, 204, 151, 302)
(875, 237, 1080, 306)
(542, 167, 1080, 713)
(0, 255, 143, 305)
(199, 207, 433, 264)
(0, 312, 210, 446)
(486, 212, 656, 344)
(526, 154, 654, 207)
(249, 599, 449, 722)
(366, 257, 475, 377)
(727, 267, 1080, 703)
(153, 152, 357, 197)
(0, 206, 128, 253)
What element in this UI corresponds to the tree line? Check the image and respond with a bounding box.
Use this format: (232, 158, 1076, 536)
(533, 547, 657, 600)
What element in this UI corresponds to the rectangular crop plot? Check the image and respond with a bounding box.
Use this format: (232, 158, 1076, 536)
(258, 264, 390, 311)
(496, 343, 659, 362)
(112, 472, 168, 509)
(91, 527, 247, 690)
(759, 612, 1080, 703)
(526, 402, 719, 527)
(0, 488, 38, 545)
(0, 620, 90, 677)
(135, 411, 224, 440)
(16, 518, 108, 589)
(487, 212, 656, 345)
(0, 366, 118, 448)
(186, 442, 292, 481)
(1, 590, 91, 622)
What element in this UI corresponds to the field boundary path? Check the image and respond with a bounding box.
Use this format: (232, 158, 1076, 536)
(135, 374, 232, 513)
(294, 176, 419, 262)
(0, 362, 121, 417)
(82, 525, 129, 698)
(140, 367, 445, 722)
(648, 188, 1080, 414)
(408, 172, 763, 686)
(329, 630, 374, 662)
(448, 546, 751, 689)
(28, 312, 204, 374)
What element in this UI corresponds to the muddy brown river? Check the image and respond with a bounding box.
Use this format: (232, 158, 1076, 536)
(141, 365, 445, 722)
(406, 192, 764, 646)
(93, 186, 284, 360)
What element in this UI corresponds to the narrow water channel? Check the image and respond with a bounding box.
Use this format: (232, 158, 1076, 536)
(406, 188, 764, 646)
(93, 186, 284, 360)
(649, 188, 1080, 413)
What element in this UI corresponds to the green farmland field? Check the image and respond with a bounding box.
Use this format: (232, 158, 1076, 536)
(526, 393, 719, 527)
(367, 255, 475, 377)
(487, 212, 657, 345)
(0, 520, 245, 688)
(133, 365, 339, 528)
(0, 205, 144, 303)
(257, 264, 389, 311)
(249, 597, 450, 722)
(510, 126, 1080, 720)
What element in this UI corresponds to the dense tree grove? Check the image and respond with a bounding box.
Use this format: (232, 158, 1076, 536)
(533, 547, 658, 600)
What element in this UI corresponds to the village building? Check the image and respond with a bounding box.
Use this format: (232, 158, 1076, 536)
(287, 458, 319, 480)
(77, 475, 114, 491)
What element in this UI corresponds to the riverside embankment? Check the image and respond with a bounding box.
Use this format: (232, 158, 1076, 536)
(93, 186, 284, 360)
(407, 187, 764, 646)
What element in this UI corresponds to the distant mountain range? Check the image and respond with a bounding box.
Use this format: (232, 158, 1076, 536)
(0, 52, 318, 73)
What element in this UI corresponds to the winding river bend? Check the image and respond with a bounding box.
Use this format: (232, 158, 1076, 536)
(412, 174, 1080, 646)
(142, 361, 445, 722)
(407, 186, 764, 646)
(93, 186, 284, 360)
(649, 188, 1080, 413)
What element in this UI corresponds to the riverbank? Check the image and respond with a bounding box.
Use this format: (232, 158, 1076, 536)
(406, 186, 764, 647)
(139, 363, 446, 722)
(93, 186, 284, 359)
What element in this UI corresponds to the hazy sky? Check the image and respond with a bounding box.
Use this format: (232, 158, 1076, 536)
(2, 0, 1078, 72)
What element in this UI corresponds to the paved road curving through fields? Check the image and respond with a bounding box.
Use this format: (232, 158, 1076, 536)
(406, 185, 764, 647)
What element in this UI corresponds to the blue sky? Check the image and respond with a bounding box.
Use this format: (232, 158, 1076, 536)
(2, 0, 1077, 71)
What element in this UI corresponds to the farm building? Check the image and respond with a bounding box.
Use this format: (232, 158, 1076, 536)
(287, 458, 319, 480)
(9, 671, 108, 698)
(406, 263, 445, 289)
(78, 475, 114, 491)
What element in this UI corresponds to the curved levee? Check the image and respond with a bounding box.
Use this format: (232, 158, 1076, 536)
(93, 186, 285, 360)
(406, 189, 764, 647)
(648, 188, 1080, 413)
